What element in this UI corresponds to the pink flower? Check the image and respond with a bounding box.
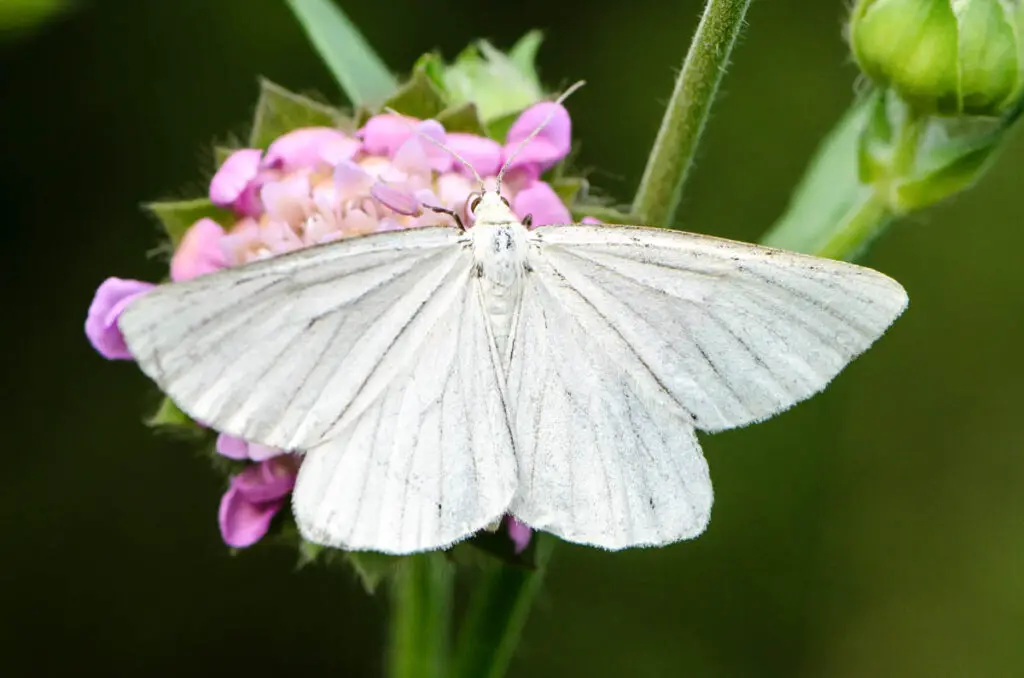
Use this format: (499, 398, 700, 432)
(215, 432, 284, 462)
(85, 277, 156, 359)
(264, 127, 360, 171)
(513, 181, 572, 227)
(209, 149, 263, 217)
(218, 456, 299, 548)
(507, 516, 532, 554)
(503, 102, 571, 179)
(170, 218, 227, 281)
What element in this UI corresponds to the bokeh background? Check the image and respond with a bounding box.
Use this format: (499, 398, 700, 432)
(4, 0, 1022, 676)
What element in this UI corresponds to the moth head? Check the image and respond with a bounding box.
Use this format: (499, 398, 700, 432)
(467, 190, 515, 225)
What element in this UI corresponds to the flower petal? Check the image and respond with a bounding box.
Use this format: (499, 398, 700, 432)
(503, 102, 571, 177)
(215, 433, 250, 460)
(85, 277, 155, 359)
(260, 173, 311, 225)
(512, 181, 571, 227)
(507, 516, 532, 554)
(217, 485, 284, 548)
(264, 127, 356, 171)
(171, 218, 227, 282)
(231, 457, 297, 504)
(210, 149, 263, 215)
(445, 133, 503, 178)
(371, 180, 422, 216)
(360, 113, 416, 157)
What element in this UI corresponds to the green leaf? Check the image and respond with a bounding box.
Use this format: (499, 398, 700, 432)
(284, 0, 398, 107)
(381, 63, 449, 120)
(347, 551, 406, 593)
(144, 198, 235, 247)
(249, 79, 350, 148)
(760, 94, 876, 254)
(435, 102, 488, 136)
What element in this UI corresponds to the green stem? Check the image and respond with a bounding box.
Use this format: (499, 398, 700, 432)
(631, 0, 753, 227)
(813, 192, 892, 260)
(387, 553, 454, 678)
(451, 536, 555, 678)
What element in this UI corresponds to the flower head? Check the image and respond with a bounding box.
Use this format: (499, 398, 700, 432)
(89, 93, 584, 558)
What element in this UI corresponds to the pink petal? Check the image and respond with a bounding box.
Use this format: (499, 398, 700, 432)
(171, 218, 227, 282)
(231, 457, 297, 504)
(582, 216, 602, 224)
(260, 173, 311, 224)
(507, 516, 532, 554)
(371, 180, 422, 216)
(512, 181, 571, 227)
(360, 113, 418, 157)
(247, 443, 284, 462)
(85, 277, 156, 360)
(264, 128, 356, 172)
(217, 485, 284, 548)
(334, 160, 375, 199)
(215, 433, 250, 460)
(210, 149, 263, 215)
(445, 133, 503, 178)
(503, 102, 571, 178)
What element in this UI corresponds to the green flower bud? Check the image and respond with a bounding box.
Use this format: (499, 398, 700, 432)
(850, 0, 1024, 116)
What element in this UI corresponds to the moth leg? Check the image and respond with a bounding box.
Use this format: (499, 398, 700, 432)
(425, 204, 465, 231)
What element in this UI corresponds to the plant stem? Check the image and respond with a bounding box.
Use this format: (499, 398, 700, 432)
(387, 553, 453, 678)
(813, 192, 892, 260)
(631, 0, 753, 228)
(451, 536, 555, 678)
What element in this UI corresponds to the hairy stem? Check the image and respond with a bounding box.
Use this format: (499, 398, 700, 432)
(631, 0, 753, 227)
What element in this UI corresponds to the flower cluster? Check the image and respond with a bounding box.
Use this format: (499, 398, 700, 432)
(86, 102, 579, 554)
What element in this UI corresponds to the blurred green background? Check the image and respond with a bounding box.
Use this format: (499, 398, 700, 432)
(3, 0, 1022, 676)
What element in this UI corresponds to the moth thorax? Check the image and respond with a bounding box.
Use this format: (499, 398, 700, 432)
(473, 222, 528, 287)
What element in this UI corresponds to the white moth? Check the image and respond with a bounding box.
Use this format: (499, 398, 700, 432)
(118, 95, 908, 556)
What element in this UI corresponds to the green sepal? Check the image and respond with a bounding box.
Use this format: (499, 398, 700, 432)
(145, 396, 205, 438)
(144, 197, 235, 248)
(506, 30, 545, 86)
(249, 79, 351, 149)
(549, 176, 588, 206)
(213, 146, 235, 167)
(483, 111, 519, 142)
(380, 59, 449, 120)
(346, 551, 407, 594)
(435, 102, 488, 136)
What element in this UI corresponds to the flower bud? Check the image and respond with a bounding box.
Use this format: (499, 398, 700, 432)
(850, 0, 1024, 116)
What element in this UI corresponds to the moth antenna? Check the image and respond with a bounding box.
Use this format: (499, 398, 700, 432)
(381, 107, 484, 186)
(496, 80, 586, 192)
